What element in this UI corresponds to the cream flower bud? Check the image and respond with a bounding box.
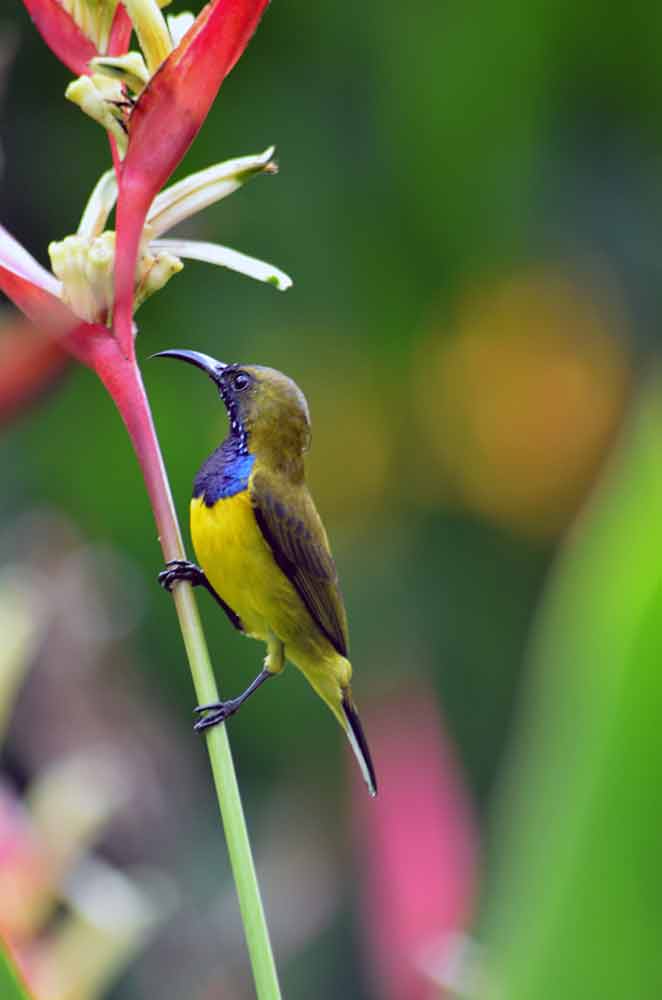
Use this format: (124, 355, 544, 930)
(90, 52, 151, 95)
(49, 229, 184, 324)
(65, 76, 128, 156)
(49, 234, 103, 323)
(134, 250, 183, 310)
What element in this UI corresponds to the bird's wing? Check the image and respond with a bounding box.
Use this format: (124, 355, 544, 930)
(250, 471, 349, 657)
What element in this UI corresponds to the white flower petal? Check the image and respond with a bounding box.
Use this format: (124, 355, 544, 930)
(151, 239, 292, 291)
(147, 147, 277, 238)
(77, 169, 118, 240)
(0, 225, 61, 296)
(167, 11, 195, 47)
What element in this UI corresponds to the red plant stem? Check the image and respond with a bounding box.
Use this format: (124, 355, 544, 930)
(109, 137, 121, 179)
(113, 178, 150, 359)
(93, 344, 182, 556)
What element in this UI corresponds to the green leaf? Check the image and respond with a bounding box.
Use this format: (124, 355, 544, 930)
(481, 377, 662, 999)
(0, 942, 33, 1000)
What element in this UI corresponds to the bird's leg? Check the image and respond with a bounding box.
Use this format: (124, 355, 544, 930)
(158, 559, 243, 631)
(193, 634, 284, 732)
(194, 669, 273, 731)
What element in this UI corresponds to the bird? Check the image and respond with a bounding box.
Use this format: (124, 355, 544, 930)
(153, 349, 377, 796)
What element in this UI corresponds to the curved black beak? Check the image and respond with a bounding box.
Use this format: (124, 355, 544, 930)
(150, 349, 227, 383)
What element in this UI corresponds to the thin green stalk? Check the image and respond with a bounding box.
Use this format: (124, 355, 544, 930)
(172, 584, 281, 996)
(105, 356, 281, 999)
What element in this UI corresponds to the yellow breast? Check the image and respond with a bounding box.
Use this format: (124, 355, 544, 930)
(190, 492, 296, 641)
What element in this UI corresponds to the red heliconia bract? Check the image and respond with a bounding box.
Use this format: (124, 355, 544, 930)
(21, 0, 131, 75)
(113, 0, 271, 355)
(108, 5, 133, 57)
(0, 264, 102, 368)
(352, 685, 478, 1000)
(0, 265, 76, 339)
(21, 0, 95, 75)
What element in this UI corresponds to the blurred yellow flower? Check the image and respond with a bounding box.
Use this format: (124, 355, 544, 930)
(413, 269, 632, 537)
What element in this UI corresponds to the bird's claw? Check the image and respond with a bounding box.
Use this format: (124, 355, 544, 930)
(158, 559, 201, 592)
(193, 700, 239, 732)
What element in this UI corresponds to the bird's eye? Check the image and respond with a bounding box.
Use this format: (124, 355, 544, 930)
(232, 372, 251, 392)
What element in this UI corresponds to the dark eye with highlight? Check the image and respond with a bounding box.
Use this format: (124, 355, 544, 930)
(232, 371, 251, 392)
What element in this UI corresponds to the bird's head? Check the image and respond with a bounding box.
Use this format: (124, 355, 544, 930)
(152, 349, 311, 460)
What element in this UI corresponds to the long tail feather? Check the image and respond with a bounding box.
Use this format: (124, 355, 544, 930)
(342, 692, 378, 797)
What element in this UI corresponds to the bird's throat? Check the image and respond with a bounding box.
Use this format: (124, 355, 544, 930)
(193, 431, 255, 506)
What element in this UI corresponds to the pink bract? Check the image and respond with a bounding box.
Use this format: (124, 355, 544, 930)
(353, 686, 478, 1000)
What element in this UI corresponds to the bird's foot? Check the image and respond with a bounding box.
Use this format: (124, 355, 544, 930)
(193, 699, 241, 732)
(158, 559, 204, 592)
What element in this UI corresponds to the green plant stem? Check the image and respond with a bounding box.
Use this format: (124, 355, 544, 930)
(106, 355, 281, 999)
(171, 584, 281, 995)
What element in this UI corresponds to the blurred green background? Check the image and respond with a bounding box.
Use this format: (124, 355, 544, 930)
(1, 2, 661, 998)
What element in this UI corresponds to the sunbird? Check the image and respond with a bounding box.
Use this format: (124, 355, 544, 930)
(154, 349, 377, 796)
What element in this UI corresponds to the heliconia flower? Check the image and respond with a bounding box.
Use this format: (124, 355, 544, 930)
(21, 0, 273, 356)
(21, 0, 132, 75)
(65, 10, 196, 148)
(0, 226, 100, 368)
(0, 146, 287, 334)
(352, 685, 478, 1000)
(113, 0, 271, 355)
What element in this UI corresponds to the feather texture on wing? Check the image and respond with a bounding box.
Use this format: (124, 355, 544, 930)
(250, 470, 349, 657)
